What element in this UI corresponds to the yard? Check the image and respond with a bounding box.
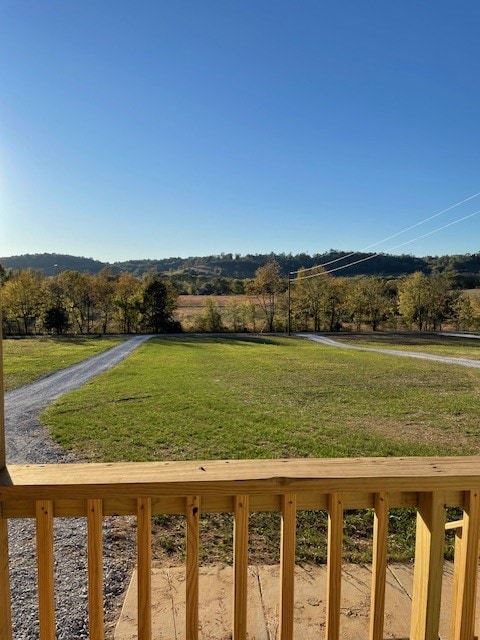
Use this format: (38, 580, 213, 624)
(38, 334, 480, 564)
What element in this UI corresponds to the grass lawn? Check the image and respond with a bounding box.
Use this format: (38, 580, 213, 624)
(3, 336, 125, 391)
(41, 335, 480, 564)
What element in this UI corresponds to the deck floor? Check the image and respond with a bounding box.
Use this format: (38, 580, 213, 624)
(115, 561, 479, 639)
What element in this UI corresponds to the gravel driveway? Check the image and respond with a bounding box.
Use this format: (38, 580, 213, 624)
(4, 334, 152, 639)
(297, 333, 480, 368)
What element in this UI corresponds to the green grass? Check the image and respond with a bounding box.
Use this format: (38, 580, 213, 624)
(40, 335, 480, 564)
(43, 335, 480, 462)
(3, 336, 125, 391)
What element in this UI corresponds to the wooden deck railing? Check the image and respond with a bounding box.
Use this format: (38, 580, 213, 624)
(0, 457, 480, 640)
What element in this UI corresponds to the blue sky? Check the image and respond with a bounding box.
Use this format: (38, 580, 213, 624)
(1, 1, 479, 263)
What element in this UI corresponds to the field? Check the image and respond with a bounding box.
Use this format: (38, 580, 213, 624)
(175, 294, 257, 330)
(40, 334, 480, 564)
(2, 336, 125, 391)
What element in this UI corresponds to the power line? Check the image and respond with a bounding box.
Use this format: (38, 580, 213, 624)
(290, 191, 480, 276)
(293, 208, 480, 281)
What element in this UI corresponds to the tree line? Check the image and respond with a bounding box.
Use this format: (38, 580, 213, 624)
(0, 267, 180, 335)
(247, 262, 479, 333)
(1, 261, 479, 335)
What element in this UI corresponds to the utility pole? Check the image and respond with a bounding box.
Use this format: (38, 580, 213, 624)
(287, 272, 292, 336)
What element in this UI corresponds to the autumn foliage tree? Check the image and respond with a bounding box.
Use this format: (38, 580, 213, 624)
(1, 264, 479, 335)
(1, 269, 44, 334)
(246, 260, 285, 332)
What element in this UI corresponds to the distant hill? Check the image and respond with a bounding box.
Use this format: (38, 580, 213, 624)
(0, 253, 109, 276)
(1, 250, 480, 286)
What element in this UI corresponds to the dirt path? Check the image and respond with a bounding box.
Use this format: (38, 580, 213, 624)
(297, 333, 480, 369)
(4, 334, 152, 639)
(5, 334, 152, 464)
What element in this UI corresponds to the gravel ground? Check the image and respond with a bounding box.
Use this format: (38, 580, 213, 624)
(5, 335, 152, 639)
(297, 333, 480, 368)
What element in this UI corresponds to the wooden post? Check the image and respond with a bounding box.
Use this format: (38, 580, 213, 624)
(369, 492, 389, 640)
(0, 309, 11, 639)
(36, 500, 56, 640)
(279, 492, 296, 640)
(233, 495, 249, 640)
(186, 495, 200, 640)
(137, 497, 152, 640)
(410, 491, 445, 640)
(449, 522, 464, 640)
(326, 492, 343, 640)
(452, 490, 480, 640)
(0, 515, 12, 640)
(0, 308, 5, 470)
(87, 498, 104, 640)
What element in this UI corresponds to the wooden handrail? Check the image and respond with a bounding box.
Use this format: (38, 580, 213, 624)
(1, 457, 480, 640)
(3, 455, 480, 497)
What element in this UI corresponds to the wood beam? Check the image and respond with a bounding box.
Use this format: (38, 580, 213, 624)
(0, 308, 5, 470)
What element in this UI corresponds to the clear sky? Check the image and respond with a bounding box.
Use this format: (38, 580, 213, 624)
(1, 1, 479, 263)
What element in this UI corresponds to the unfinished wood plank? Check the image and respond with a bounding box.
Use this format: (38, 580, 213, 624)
(233, 495, 249, 640)
(137, 497, 152, 640)
(0, 515, 12, 640)
(326, 492, 343, 640)
(450, 522, 464, 640)
(186, 495, 200, 640)
(452, 489, 480, 640)
(410, 491, 446, 640)
(5, 457, 480, 501)
(87, 498, 104, 640)
(36, 499, 55, 640)
(0, 488, 465, 520)
(369, 492, 389, 640)
(0, 311, 5, 470)
(279, 492, 296, 640)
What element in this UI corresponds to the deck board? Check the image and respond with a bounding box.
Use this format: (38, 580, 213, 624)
(115, 562, 479, 640)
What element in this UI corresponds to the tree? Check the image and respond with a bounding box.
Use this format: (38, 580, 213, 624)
(114, 273, 142, 333)
(452, 294, 476, 331)
(398, 272, 431, 330)
(346, 277, 391, 331)
(241, 300, 258, 332)
(141, 273, 179, 333)
(427, 272, 456, 331)
(323, 277, 348, 332)
(291, 266, 330, 331)
(195, 298, 223, 332)
(0, 264, 8, 287)
(60, 271, 95, 334)
(1, 269, 44, 334)
(246, 261, 285, 332)
(43, 305, 69, 334)
(398, 271, 455, 331)
(225, 300, 243, 331)
(93, 268, 117, 334)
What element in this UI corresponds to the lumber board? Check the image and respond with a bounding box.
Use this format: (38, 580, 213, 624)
(233, 494, 249, 640)
(2, 458, 480, 503)
(87, 499, 104, 640)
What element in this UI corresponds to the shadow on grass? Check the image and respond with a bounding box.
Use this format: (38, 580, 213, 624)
(4, 335, 120, 345)
(147, 333, 295, 348)
(333, 332, 480, 347)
